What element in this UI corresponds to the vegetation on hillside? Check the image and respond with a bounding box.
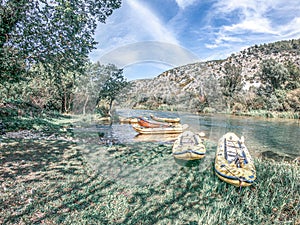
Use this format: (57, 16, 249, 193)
(120, 39, 300, 118)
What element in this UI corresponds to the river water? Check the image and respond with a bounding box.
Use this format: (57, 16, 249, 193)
(82, 109, 299, 186)
(110, 109, 299, 160)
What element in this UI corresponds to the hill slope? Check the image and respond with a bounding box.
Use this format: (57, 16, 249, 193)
(118, 39, 300, 115)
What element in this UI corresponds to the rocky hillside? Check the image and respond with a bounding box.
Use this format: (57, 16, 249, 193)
(118, 39, 300, 114)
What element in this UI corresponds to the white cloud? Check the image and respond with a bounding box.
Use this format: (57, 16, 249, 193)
(223, 18, 275, 34)
(175, 0, 198, 10)
(205, 43, 218, 49)
(205, 0, 300, 49)
(127, 0, 178, 44)
(91, 0, 180, 62)
(276, 17, 300, 38)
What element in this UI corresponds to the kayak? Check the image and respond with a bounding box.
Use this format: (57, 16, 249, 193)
(172, 131, 206, 160)
(214, 132, 256, 187)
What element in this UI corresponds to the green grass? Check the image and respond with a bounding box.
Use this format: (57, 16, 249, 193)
(234, 110, 300, 119)
(1, 136, 299, 225)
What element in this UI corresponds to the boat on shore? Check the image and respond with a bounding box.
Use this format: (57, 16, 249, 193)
(131, 123, 188, 134)
(137, 117, 171, 128)
(214, 132, 256, 187)
(150, 114, 180, 123)
(172, 131, 206, 160)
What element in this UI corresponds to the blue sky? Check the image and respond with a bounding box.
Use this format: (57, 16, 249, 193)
(89, 0, 300, 80)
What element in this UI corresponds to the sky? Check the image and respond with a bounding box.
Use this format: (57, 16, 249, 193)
(89, 0, 300, 80)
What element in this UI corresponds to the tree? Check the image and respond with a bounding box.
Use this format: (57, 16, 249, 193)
(0, 0, 121, 85)
(73, 62, 110, 114)
(260, 59, 289, 91)
(97, 64, 129, 118)
(285, 61, 300, 90)
(219, 62, 243, 110)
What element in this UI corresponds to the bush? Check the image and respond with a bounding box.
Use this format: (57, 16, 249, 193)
(286, 88, 300, 111)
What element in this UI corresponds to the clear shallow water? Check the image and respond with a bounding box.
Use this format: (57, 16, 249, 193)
(83, 109, 299, 186)
(114, 109, 300, 159)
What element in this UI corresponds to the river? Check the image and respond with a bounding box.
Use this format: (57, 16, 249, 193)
(110, 109, 299, 160)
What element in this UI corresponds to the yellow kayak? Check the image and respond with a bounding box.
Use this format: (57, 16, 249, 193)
(215, 132, 256, 187)
(172, 131, 206, 160)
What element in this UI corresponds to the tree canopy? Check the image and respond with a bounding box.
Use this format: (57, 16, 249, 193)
(0, 0, 121, 84)
(96, 64, 129, 117)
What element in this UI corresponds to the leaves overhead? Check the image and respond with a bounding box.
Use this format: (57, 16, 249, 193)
(0, 0, 122, 83)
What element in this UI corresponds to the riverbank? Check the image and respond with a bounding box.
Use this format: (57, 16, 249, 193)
(232, 110, 300, 120)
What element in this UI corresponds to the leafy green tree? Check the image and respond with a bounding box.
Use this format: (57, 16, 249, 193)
(97, 64, 129, 118)
(73, 62, 110, 114)
(29, 63, 77, 112)
(0, 0, 121, 113)
(285, 61, 300, 90)
(219, 62, 243, 110)
(0, 0, 121, 84)
(261, 59, 289, 91)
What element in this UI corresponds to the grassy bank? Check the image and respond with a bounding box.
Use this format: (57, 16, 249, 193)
(233, 110, 300, 120)
(1, 136, 299, 224)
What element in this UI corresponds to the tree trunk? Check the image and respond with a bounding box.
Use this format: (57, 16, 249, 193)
(108, 98, 113, 125)
(83, 95, 89, 115)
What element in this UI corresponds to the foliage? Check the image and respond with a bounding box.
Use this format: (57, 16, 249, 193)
(286, 88, 300, 112)
(260, 59, 289, 91)
(73, 62, 111, 115)
(255, 59, 300, 112)
(285, 61, 300, 90)
(219, 63, 243, 109)
(0, 0, 122, 114)
(96, 64, 129, 117)
(257, 39, 300, 54)
(0, 0, 121, 85)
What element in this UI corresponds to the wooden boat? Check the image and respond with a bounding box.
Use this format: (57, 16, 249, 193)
(172, 131, 206, 160)
(150, 114, 180, 123)
(214, 132, 256, 187)
(137, 117, 170, 128)
(131, 123, 188, 134)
